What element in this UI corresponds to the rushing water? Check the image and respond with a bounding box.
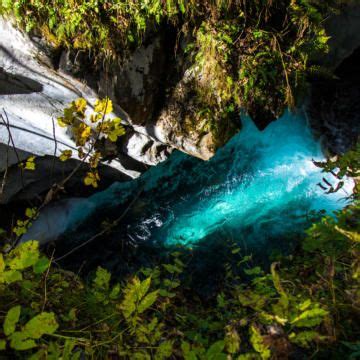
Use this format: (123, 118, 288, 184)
(26, 111, 353, 264)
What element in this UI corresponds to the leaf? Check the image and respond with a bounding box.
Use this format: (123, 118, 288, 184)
(94, 98, 113, 114)
(249, 325, 271, 359)
(290, 307, 328, 328)
(33, 256, 50, 274)
(225, 325, 241, 354)
(335, 226, 360, 242)
(8, 241, 40, 270)
(4, 305, 21, 336)
(155, 340, 173, 359)
(0, 253, 5, 272)
(84, 171, 100, 188)
(138, 290, 158, 314)
(181, 341, 198, 360)
(24, 156, 36, 171)
(59, 150, 73, 162)
(23, 312, 59, 339)
(0, 339, 6, 350)
(0, 269, 23, 284)
(74, 98, 87, 113)
(289, 331, 322, 348)
(138, 277, 152, 300)
(244, 267, 262, 276)
(10, 332, 36, 351)
(62, 339, 76, 359)
(93, 266, 111, 290)
(206, 340, 226, 360)
(25, 208, 37, 219)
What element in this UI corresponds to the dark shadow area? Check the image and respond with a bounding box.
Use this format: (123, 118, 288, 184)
(307, 46, 360, 154)
(0, 67, 43, 95)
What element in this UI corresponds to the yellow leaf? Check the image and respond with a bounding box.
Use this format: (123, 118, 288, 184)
(59, 150, 73, 162)
(21, 156, 36, 171)
(57, 117, 68, 127)
(84, 171, 100, 188)
(74, 98, 87, 113)
(94, 98, 113, 114)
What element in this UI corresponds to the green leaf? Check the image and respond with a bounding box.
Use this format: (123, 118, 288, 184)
(33, 256, 50, 274)
(250, 325, 271, 359)
(8, 241, 40, 271)
(0, 339, 6, 350)
(4, 305, 21, 336)
(289, 331, 321, 348)
(291, 307, 328, 328)
(206, 340, 226, 360)
(0, 269, 23, 284)
(138, 290, 158, 314)
(93, 266, 111, 290)
(225, 326, 241, 354)
(62, 339, 76, 359)
(155, 340, 173, 359)
(138, 277, 152, 300)
(10, 332, 36, 350)
(23, 312, 59, 339)
(0, 253, 5, 272)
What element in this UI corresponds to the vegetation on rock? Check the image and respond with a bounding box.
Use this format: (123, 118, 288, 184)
(0, 0, 348, 140)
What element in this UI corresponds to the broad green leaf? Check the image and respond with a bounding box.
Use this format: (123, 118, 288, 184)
(289, 331, 322, 348)
(138, 290, 158, 314)
(10, 332, 36, 351)
(138, 277, 151, 300)
(0, 269, 23, 284)
(291, 307, 328, 328)
(206, 340, 226, 360)
(8, 241, 39, 270)
(225, 326, 241, 354)
(33, 256, 50, 274)
(181, 341, 197, 360)
(4, 305, 21, 336)
(250, 325, 270, 360)
(0, 253, 5, 272)
(23, 312, 58, 339)
(155, 340, 173, 359)
(93, 266, 111, 289)
(0, 339, 6, 350)
(62, 338, 76, 359)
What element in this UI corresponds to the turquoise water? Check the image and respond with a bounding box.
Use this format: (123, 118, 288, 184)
(26, 111, 353, 252)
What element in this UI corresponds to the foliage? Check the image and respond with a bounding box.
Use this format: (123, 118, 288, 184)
(0, 191, 359, 358)
(0, 0, 349, 135)
(57, 97, 125, 188)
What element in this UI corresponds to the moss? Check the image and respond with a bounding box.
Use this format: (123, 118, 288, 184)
(0, 0, 346, 130)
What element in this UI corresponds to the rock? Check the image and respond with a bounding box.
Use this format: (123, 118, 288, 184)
(0, 18, 171, 203)
(121, 131, 173, 166)
(307, 43, 360, 155)
(322, 3, 360, 69)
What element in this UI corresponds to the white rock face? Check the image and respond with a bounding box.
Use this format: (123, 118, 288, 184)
(0, 18, 174, 203)
(0, 18, 144, 176)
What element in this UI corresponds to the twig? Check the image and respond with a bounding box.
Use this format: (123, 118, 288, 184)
(0, 120, 11, 198)
(50, 116, 58, 182)
(0, 110, 25, 188)
(42, 248, 55, 312)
